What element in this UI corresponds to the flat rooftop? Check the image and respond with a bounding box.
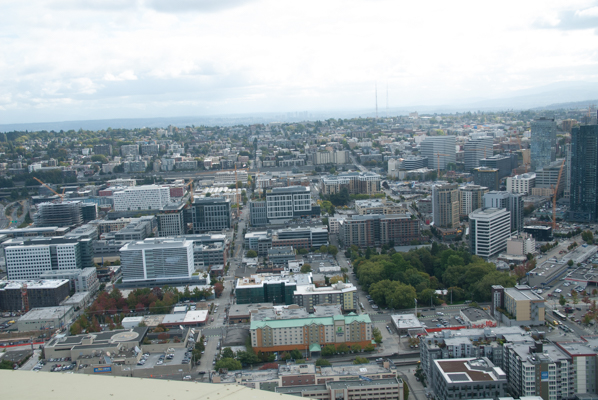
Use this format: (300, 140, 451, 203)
(461, 307, 495, 323)
(19, 306, 73, 321)
(391, 313, 422, 329)
(0, 279, 69, 290)
(435, 358, 504, 383)
(505, 286, 544, 301)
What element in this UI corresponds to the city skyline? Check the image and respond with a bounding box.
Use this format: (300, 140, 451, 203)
(2, 1, 598, 125)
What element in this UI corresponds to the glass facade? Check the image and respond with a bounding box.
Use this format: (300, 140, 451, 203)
(530, 118, 557, 171)
(570, 124, 598, 222)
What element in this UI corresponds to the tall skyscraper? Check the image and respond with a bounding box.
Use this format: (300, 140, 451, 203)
(420, 136, 456, 171)
(530, 117, 556, 171)
(432, 184, 460, 229)
(570, 124, 598, 222)
(464, 136, 493, 172)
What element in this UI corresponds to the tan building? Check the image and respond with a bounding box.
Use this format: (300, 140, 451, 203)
(492, 285, 545, 325)
(250, 313, 372, 354)
(433, 184, 460, 229)
(506, 233, 535, 256)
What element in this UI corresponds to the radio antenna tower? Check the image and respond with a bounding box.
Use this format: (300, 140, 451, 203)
(386, 84, 389, 118)
(375, 83, 378, 121)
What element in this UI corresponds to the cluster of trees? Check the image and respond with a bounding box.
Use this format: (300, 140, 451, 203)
(582, 230, 595, 244)
(539, 241, 559, 253)
(320, 342, 375, 356)
(353, 243, 516, 307)
(70, 286, 214, 335)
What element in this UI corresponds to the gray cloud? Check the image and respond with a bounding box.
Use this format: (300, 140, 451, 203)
(48, 0, 139, 11)
(143, 0, 257, 13)
(535, 5, 598, 31)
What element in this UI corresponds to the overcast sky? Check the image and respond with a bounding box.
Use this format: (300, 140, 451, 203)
(1, 0, 598, 124)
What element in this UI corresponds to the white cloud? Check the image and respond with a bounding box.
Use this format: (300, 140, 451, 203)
(1, 0, 598, 123)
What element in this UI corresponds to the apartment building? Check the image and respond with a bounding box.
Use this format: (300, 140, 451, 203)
(432, 184, 460, 229)
(507, 173, 536, 195)
(484, 191, 524, 233)
(320, 172, 381, 196)
(339, 214, 419, 248)
(458, 185, 488, 216)
(113, 185, 171, 212)
(293, 281, 358, 312)
(120, 238, 195, 284)
(120, 144, 139, 157)
(504, 341, 572, 399)
(432, 358, 507, 400)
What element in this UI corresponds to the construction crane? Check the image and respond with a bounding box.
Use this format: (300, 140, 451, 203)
(21, 283, 29, 313)
(184, 179, 194, 203)
(434, 153, 449, 178)
(552, 158, 567, 231)
(33, 177, 64, 202)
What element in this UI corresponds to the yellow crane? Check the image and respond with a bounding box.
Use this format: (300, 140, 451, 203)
(552, 158, 566, 231)
(33, 177, 64, 202)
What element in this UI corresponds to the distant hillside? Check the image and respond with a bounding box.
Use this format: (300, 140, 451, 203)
(532, 99, 598, 111)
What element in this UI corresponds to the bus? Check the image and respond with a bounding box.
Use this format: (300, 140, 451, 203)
(553, 310, 567, 321)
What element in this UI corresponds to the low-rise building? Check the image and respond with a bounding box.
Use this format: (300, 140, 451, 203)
(17, 306, 75, 332)
(432, 357, 507, 400)
(250, 313, 372, 354)
(354, 199, 406, 215)
(39, 267, 100, 294)
(268, 246, 296, 266)
(0, 280, 71, 311)
(293, 281, 358, 312)
(491, 285, 545, 326)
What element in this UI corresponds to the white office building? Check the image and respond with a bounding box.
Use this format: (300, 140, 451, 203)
(5, 242, 80, 280)
(266, 186, 312, 221)
(469, 208, 511, 258)
(506, 173, 536, 195)
(120, 238, 194, 283)
(113, 185, 171, 211)
(420, 136, 457, 171)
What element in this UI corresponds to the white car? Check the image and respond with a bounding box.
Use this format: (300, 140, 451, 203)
(555, 289, 562, 293)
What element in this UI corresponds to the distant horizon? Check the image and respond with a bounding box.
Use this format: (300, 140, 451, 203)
(1, 93, 598, 133)
(3, 1, 598, 129)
